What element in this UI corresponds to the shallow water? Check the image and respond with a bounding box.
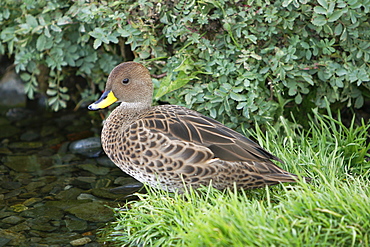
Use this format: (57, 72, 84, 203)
(0, 107, 142, 246)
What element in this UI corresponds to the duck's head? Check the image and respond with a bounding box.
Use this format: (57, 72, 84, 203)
(88, 62, 153, 110)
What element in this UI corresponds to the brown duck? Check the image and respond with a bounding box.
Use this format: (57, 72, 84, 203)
(88, 61, 305, 192)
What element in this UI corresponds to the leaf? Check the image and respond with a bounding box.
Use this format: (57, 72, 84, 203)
(314, 6, 327, 14)
(57, 16, 72, 25)
(288, 86, 297, 96)
(25, 14, 38, 28)
(305, 49, 312, 60)
(356, 50, 363, 59)
(357, 68, 370, 82)
(295, 93, 302, 104)
(260, 67, 269, 74)
(59, 87, 68, 93)
(236, 101, 247, 109)
(334, 23, 343, 35)
(48, 96, 58, 105)
(108, 34, 119, 43)
(230, 92, 247, 101)
(46, 89, 58, 96)
(336, 68, 347, 76)
(335, 78, 344, 87)
(282, 0, 292, 7)
(317, 0, 328, 9)
(20, 73, 31, 81)
(312, 15, 327, 26)
(328, 2, 335, 13)
(328, 11, 343, 22)
(50, 24, 62, 32)
(340, 28, 347, 41)
(245, 34, 257, 44)
(44, 26, 51, 38)
(155, 72, 195, 99)
(301, 42, 310, 49)
(36, 35, 47, 51)
(93, 39, 102, 49)
(354, 95, 364, 108)
(302, 74, 314, 85)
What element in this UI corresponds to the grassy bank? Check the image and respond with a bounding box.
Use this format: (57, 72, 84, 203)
(99, 110, 370, 246)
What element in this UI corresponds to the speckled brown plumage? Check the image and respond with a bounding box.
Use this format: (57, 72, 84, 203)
(89, 61, 307, 192)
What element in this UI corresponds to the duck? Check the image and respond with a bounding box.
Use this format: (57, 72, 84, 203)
(88, 61, 306, 192)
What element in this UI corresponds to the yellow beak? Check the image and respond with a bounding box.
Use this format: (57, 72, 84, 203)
(88, 90, 118, 110)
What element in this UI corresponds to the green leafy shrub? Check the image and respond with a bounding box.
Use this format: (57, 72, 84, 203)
(0, 0, 369, 126)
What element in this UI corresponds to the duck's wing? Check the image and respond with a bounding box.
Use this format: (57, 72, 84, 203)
(140, 105, 283, 163)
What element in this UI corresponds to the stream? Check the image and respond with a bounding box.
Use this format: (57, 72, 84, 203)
(0, 107, 142, 246)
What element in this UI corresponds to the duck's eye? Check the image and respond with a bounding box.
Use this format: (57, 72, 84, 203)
(122, 78, 130, 85)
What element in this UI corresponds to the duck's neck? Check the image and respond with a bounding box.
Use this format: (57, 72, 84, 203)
(103, 101, 151, 133)
(118, 101, 152, 111)
(101, 101, 152, 154)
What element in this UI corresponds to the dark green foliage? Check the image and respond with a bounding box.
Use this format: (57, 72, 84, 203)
(0, 0, 369, 126)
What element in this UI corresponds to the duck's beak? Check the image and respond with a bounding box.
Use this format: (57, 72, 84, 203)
(88, 90, 118, 110)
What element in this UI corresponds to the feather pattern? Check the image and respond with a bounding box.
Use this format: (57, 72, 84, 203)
(89, 62, 309, 192)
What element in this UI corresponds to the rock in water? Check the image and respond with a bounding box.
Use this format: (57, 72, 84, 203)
(69, 137, 102, 158)
(0, 70, 26, 107)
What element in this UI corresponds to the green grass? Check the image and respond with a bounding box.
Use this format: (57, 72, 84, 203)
(99, 110, 370, 247)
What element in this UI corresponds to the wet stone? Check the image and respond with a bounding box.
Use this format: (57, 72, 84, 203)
(8, 141, 43, 149)
(8, 221, 31, 232)
(70, 236, 92, 246)
(0, 181, 22, 190)
(0, 147, 12, 155)
(79, 163, 110, 176)
(20, 130, 40, 141)
(27, 217, 58, 232)
(0, 229, 26, 246)
(31, 232, 80, 245)
(13, 172, 33, 185)
(114, 176, 139, 186)
(40, 125, 59, 137)
(44, 200, 91, 210)
(53, 153, 80, 165)
(55, 187, 84, 200)
(77, 193, 99, 201)
(57, 141, 71, 154)
(5, 190, 24, 200)
(0, 116, 9, 125)
(90, 188, 120, 200)
(0, 211, 13, 219)
(71, 176, 96, 190)
(3, 155, 42, 172)
(7, 109, 37, 121)
(96, 156, 116, 167)
(20, 205, 64, 220)
(76, 176, 97, 184)
(23, 197, 43, 206)
(0, 70, 26, 107)
(40, 181, 63, 195)
(26, 181, 46, 191)
(2, 215, 25, 224)
(18, 191, 39, 199)
(66, 202, 114, 222)
(0, 238, 11, 247)
(65, 217, 88, 232)
(94, 178, 112, 188)
(0, 124, 20, 139)
(69, 137, 102, 158)
(110, 180, 143, 195)
(45, 135, 67, 146)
